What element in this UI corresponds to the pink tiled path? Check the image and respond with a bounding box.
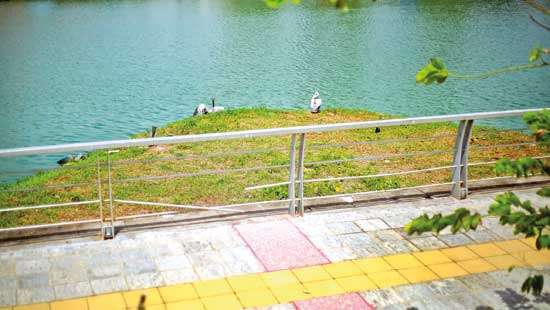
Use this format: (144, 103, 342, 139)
(234, 219, 329, 271)
(294, 293, 375, 310)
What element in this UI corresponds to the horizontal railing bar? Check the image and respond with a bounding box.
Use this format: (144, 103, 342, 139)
(114, 199, 244, 213)
(110, 147, 288, 167)
(308, 134, 451, 149)
(246, 165, 459, 190)
(0, 109, 543, 157)
(302, 181, 461, 201)
(116, 211, 180, 220)
(0, 219, 102, 232)
(470, 142, 537, 150)
(468, 155, 550, 167)
(305, 150, 450, 167)
(0, 200, 100, 213)
(114, 164, 290, 183)
(0, 181, 96, 193)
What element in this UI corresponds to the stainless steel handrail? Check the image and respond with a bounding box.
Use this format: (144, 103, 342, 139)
(0, 108, 543, 157)
(0, 108, 546, 238)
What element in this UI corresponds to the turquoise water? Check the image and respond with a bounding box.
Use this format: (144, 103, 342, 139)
(0, 0, 549, 176)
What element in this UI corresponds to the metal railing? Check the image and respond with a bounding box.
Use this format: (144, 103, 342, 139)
(0, 108, 547, 239)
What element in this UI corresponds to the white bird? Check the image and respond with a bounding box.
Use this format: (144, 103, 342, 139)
(310, 91, 322, 113)
(193, 103, 208, 116)
(207, 97, 225, 113)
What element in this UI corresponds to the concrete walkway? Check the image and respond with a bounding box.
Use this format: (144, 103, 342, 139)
(0, 188, 549, 309)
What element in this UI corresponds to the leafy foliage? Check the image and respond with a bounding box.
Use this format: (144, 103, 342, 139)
(495, 157, 546, 177)
(406, 111, 549, 296)
(522, 275, 545, 296)
(404, 208, 482, 235)
(415, 58, 449, 85)
(524, 110, 550, 145)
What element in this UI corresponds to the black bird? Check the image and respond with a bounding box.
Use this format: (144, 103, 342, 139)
(375, 127, 381, 133)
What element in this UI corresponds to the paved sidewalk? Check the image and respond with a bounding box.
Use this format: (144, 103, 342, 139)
(0, 188, 549, 309)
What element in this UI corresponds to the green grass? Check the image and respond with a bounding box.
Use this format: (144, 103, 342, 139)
(0, 107, 546, 228)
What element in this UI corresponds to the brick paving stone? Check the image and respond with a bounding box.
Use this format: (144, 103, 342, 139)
(465, 229, 501, 243)
(125, 272, 165, 290)
(355, 218, 390, 232)
(235, 220, 328, 271)
(90, 276, 128, 294)
(437, 233, 474, 246)
(17, 286, 55, 305)
(294, 293, 373, 310)
(54, 281, 92, 300)
(161, 269, 198, 285)
(408, 236, 447, 250)
(0, 289, 16, 307)
(88, 263, 124, 279)
(326, 222, 361, 235)
(15, 259, 50, 276)
(360, 288, 405, 308)
(155, 255, 192, 271)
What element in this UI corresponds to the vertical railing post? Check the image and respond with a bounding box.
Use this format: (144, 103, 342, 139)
(297, 133, 306, 216)
(288, 134, 297, 216)
(104, 150, 116, 239)
(451, 119, 474, 199)
(96, 157, 105, 238)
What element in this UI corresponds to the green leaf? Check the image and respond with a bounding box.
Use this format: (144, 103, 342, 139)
(529, 47, 541, 63)
(537, 234, 550, 250)
(537, 187, 550, 197)
(265, 0, 286, 9)
(416, 59, 449, 85)
(532, 275, 544, 296)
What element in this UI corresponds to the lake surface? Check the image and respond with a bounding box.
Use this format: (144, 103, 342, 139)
(0, 0, 549, 177)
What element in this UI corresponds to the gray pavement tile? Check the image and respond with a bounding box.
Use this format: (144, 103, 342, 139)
(51, 268, 89, 285)
(307, 235, 344, 249)
(180, 239, 215, 254)
(219, 247, 264, 275)
(392, 283, 435, 302)
(355, 218, 390, 232)
(424, 278, 470, 297)
(378, 303, 410, 310)
(88, 263, 124, 279)
(458, 273, 505, 291)
(17, 273, 50, 289)
(475, 288, 514, 309)
(337, 232, 375, 248)
(155, 255, 192, 271)
(380, 216, 411, 229)
(90, 276, 128, 294)
(465, 229, 501, 243)
(194, 264, 227, 280)
(373, 230, 404, 242)
(0, 259, 15, 277)
(437, 233, 474, 246)
(326, 222, 361, 235)
(125, 272, 165, 290)
(407, 297, 455, 310)
(17, 286, 55, 305)
(54, 281, 92, 300)
(15, 259, 50, 275)
(161, 269, 198, 285)
(0, 275, 17, 290)
(381, 240, 418, 254)
(360, 288, 405, 308)
(320, 246, 358, 262)
(123, 258, 158, 274)
(0, 289, 16, 307)
(147, 241, 186, 257)
(408, 236, 447, 250)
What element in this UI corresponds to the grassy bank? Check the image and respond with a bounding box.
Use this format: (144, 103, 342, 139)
(0, 108, 546, 228)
